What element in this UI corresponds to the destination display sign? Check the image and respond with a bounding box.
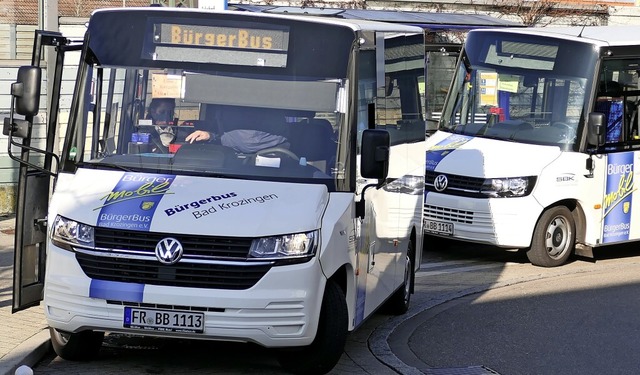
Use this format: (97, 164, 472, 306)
(155, 23, 289, 52)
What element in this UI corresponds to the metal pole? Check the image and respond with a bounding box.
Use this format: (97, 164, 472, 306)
(44, 0, 59, 153)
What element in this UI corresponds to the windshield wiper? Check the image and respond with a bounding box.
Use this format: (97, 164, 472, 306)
(479, 134, 516, 142)
(79, 161, 135, 172)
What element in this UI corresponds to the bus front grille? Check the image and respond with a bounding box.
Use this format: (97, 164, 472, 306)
(94, 228, 254, 259)
(75, 228, 270, 290)
(425, 171, 485, 197)
(76, 252, 271, 290)
(423, 205, 474, 224)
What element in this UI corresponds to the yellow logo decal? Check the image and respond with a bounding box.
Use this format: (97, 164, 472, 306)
(141, 201, 155, 210)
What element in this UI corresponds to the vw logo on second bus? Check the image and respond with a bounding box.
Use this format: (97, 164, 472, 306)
(434, 174, 448, 192)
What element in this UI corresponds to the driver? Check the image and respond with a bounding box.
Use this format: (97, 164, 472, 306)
(146, 98, 177, 148)
(185, 106, 289, 153)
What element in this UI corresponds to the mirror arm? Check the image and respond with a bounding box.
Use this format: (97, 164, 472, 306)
(584, 152, 595, 179)
(7, 136, 59, 179)
(356, 183, 381, 219)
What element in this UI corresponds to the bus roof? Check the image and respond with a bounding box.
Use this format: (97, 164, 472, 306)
(91, 7, 425, 34)
(473, 26, 640, 47)
(230, 4, 522, 30)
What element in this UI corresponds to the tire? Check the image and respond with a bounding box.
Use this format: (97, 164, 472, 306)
(526, 206, 576, 267)
(277, 280, 348, 375)
(49, 327, 104, 361)
(384, 240, 414, 315)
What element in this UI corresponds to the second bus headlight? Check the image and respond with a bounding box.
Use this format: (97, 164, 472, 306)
(51, 215, 95, 250)
(382, 175, 425, 195)
(249, 231, 318, 259)
(480, 176, 536, 198)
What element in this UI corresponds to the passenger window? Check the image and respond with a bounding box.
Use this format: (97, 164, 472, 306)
(597, 62, 640, 149)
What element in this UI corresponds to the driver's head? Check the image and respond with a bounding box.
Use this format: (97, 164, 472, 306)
(147, 98, 175, 125)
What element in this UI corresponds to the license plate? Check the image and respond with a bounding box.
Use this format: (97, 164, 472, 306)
(424, 219, 454, 236)
(124, 307, 204, 334)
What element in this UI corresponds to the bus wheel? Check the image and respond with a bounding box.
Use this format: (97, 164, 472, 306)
(49, 327, 104, 361)
(527, 206, 575, 267)
(277, 280, 348, 375)
(384, 240, 414, 315)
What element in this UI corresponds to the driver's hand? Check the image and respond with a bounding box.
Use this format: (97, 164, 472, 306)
(186, 130, 211, 143)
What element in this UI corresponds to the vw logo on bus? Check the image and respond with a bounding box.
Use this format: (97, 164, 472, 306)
(434, 174, 448, 192)
(155, 237, 184, 265)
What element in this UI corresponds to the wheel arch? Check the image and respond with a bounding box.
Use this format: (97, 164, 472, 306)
(539, 198, 585, 244)
(326, 264, 355, 330)
(527, 199, 582, 267)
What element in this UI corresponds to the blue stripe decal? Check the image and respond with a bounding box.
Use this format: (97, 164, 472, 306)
(426, 134, 473, 172)
(96, 173, 175, 231)
(602, 152, 634, 243)
(89, 279, 145, 302)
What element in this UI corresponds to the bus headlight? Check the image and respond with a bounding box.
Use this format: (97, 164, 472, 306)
(51, 215, 95, 250)
(249, 231, 318, 259)
(480, 176, 536, 198)
(383, 175, 424, 195)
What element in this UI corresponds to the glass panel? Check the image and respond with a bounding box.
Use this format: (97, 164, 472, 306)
(426, 51, 457, 133)
(71, 66, 345, 185)
(439, 31, 597, 150)
(596, 59, 640, 146)
(375, 33, 425, 145)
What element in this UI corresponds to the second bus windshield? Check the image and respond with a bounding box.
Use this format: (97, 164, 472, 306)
(439, 30, 598, 150)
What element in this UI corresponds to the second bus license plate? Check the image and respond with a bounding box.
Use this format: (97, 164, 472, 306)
(424, 219, 454, 236)
(124, 306, 204, 334)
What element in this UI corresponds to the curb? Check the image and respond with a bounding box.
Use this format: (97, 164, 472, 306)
(0, 329, 51, 375)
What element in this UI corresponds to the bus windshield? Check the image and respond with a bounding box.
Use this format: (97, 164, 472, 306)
(439, 30, 598, 150)
(61, 9, 354, 188)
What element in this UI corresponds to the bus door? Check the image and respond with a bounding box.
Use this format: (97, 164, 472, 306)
(593, 61, 640, 245)
(5, 32, 82, 312)
(356, 32, 425, 317)
(425, 42, 462, 134)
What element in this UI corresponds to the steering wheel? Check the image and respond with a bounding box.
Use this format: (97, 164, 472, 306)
(550, 122, 576, 143)
(150, 136, 169, 154)
(256, 147, 299, 161)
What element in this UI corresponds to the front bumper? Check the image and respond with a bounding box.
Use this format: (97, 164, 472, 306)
(423, 192, 543, 248)
(44, 246, 326, 348)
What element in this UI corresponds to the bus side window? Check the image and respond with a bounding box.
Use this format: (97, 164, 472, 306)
(596, 80, 624, 145)
(596, 97, 624, 144)
(597, 66, 640, 148)
(626, 93, 640, 141)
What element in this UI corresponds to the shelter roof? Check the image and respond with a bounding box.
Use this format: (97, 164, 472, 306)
(229, 4, 522, 29)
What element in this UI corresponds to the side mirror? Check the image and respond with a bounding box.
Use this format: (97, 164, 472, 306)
(361, 129, 389, 182)
(587, 112, 606, 147)
(13, 66, 42, 117)
(2, 117, 30, 138)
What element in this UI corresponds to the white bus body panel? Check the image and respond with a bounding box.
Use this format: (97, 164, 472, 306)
(44, 247, 325, 347)
(587, 151, 640, 246)
(426, 131, 640, 249)
(43, 169, 360, 346)
(426, 132, 562, 177)
(50, 169, 327, 236)
(425, 132, 556, 247)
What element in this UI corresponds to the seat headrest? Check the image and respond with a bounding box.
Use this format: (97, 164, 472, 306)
(218, 106, 286, 134)
(599, 81, 623, 97)
(289, 119, 336, 161)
